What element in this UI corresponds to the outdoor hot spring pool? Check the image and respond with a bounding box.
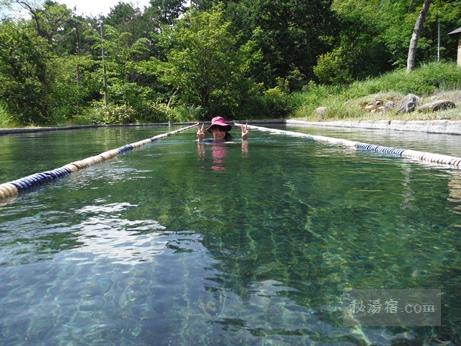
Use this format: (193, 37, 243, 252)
(0, 125, 460, 345)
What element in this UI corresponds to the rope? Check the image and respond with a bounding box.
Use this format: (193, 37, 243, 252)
(0, 124, 197, 201)
(236, 123, 461, 169)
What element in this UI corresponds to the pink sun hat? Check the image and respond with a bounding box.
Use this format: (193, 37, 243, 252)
(206, 116, 232, 133)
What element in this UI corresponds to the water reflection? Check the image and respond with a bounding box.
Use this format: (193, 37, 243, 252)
(74, 202, 167, 264)
(211, 143, 226, 171)
(448, 171, 461, 213)
(197, 141, 248, 171)
(0, 201, 169, 266)
(0, 210, 82, 266)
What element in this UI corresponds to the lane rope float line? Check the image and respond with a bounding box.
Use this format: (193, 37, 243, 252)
(0, 124, 198, 201)
(237, 123, 461, 170)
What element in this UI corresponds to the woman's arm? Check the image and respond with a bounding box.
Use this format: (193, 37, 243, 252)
(241, 123, 249, 141)
(197, 123, 205, 141)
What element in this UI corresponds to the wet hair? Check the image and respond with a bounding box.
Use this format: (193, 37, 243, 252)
(224, 132, 233, 141)
(210, 125, 233, 141)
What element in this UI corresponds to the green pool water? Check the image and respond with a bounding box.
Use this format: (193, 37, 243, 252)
(0, 126, 460, 345)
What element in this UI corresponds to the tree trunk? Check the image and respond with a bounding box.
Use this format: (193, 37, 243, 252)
(200, 88, 209, 110)
(406, 0, 432, 72)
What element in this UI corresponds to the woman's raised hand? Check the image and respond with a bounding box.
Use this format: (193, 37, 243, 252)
(241, 123, 249, 140)
(197, 123, 205, 141)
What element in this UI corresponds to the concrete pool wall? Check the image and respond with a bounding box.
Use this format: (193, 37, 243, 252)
(2, 119, 461, 136)
(287, 119, 461, 135)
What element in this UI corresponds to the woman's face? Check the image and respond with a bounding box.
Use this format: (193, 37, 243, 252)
(211, 127, 226, 140)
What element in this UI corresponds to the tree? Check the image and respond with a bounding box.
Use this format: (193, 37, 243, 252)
(105, 2, 144, 42)
(0, 1, 77, 122)
(0, 20, 51, 123)
(331, 0, 460, 75)
(407, 0, 432, 72)
(254, 0, 336, 85)
(15, 1, 73, 47)
(157, 8, 260, 117)
(0, 1, 105, 123)
(193, 0, 338, 89)
(144, 0, 186, 30)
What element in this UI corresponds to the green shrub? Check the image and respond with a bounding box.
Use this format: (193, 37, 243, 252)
(314, 48, 353, 85)
(0, 103, 17, 127)
(76, 103, 137, 125)
(140, 102, 171, 123)
(263, 87, 292, 117)
(170, 104, 204, 122)
(232, 84, 292, 119)
(137, 102, 203, 123)
(70, 105, 103, 125)
(101, 104, 136, 124)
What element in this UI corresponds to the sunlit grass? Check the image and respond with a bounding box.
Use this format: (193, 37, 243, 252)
(0, 104, 18, 128)
(290, 62, 461, 121)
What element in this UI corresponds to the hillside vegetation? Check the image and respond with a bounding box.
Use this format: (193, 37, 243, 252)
(290, 63, 461, 121)
(0, 1, 460, 127)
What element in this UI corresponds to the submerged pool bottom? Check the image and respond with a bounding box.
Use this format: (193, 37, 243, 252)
(0, 129, 460, 344)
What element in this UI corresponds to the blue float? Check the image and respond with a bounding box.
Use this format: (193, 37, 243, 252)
(22, 177, 34, 187)
(26, 175, 40, 185)
(32, 174, 44, 184)
(117, 144, 134, 154)
(43, 171, 57, 180)
(11, 180, 27, 191)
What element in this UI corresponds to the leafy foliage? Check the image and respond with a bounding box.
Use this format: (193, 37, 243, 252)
(332, 0, 461, 70)
(314, 48, 353, 85)
(0, 20, 51, 123)
(0, 0, 459, 125)
(157, 8, 261, 118)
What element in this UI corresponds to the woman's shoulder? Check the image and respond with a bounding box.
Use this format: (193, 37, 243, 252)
(198, 138, 238, 144)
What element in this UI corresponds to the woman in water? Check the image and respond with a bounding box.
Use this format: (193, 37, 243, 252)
(196, 116, 248, 142)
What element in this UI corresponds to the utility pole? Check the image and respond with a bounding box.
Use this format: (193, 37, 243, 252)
(74, 25, 81, 111)
(75, 25, 81, 83)
(100, 21, 108, 106)
(437, 12, 440, 62)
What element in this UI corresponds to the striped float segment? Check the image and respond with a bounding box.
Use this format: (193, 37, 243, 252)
(117, 144, 134, 154)
(0, 183, 18, 199)
(0, 124, 197, 200)
(238, 123, 461, 169)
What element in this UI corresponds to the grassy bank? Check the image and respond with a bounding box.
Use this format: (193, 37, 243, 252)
(290, 62, 461, 121)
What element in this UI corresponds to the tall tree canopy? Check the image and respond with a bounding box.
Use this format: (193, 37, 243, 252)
(157, 8, 261, 116)
(0, 0, 460, 124)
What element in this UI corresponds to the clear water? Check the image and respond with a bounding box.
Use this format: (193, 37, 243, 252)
(0, 126, 460, 345)
(286, 124, 461, 157)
